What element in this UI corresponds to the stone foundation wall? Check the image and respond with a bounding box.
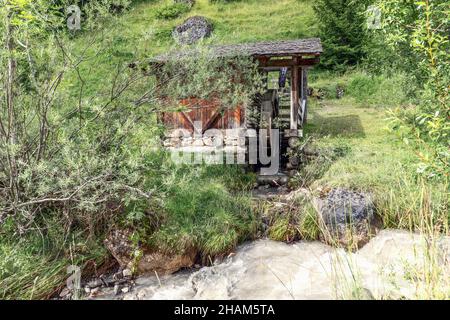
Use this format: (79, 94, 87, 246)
(163, 128, 247, 149)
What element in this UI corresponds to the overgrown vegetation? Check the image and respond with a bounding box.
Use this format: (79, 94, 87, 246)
(157, 49, 264, 110)
(155, 2, 191, 20)
(146, 165, 257, 257)
(0, 0, 448, 300)
(376, 0, 449, 180)
(0, 0, 260, 299)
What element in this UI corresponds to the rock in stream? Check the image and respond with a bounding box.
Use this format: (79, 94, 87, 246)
(316, 188, 375, 247)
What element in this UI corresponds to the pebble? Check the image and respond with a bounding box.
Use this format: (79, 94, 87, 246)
(113, 284, 120, 296)
(59, 287, 70, 298)
(113, 271, 123, 281)
(121, 287, 130, 294)
(89, 287, 100, 297)
(122, 269, 133, 278)
(87, 279, 102, 288)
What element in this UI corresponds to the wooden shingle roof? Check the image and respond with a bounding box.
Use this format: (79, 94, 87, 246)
(152, 38, 322, 63)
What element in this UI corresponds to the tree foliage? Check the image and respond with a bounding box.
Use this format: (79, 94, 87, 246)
(313, 0, 372, 70)
(377, 0, 449, 179)
(0, 0, 155, 234)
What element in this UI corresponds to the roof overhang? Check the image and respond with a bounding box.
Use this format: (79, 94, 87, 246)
(151, 38, 322, 65)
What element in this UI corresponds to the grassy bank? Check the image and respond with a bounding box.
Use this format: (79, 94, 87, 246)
(2, 95, 441, 300)
(0, 229, 107, 299)
(62, 0, 317, 96)
(264, 73, 448, 244)
(0, 162, 257, 299)
(306, 71, 447, 232)
(304, 99, 448, 231)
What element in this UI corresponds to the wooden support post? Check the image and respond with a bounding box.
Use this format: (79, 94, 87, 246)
(302, 68, 308, 101)
(290, 65, 299, 131)
(301, 67, 308, 125)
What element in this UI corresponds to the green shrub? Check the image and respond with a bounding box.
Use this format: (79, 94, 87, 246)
(209, 0, 243, 3)
(159, 48, 264, 110)
(155, 3, 190, 20)
(376, 0, 449, 180)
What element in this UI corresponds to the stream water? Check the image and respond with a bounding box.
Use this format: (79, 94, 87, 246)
(95, 230, 449, 300)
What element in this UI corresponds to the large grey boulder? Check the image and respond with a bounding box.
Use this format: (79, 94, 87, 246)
(172, 16, 213, 45)
(317, 188, 376, 247)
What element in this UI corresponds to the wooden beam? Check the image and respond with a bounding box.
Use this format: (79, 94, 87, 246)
(290, 65, 299, 130)
(299, 57, 320, 66)
(258, 57, 320, 68)
(202, 109, 222, 133)
(263, 59, 295, 67)
(180, 111, 202, 134)
(300, 67, 308, 125)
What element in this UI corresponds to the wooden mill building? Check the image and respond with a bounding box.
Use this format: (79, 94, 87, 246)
(152, 38, 323, 180)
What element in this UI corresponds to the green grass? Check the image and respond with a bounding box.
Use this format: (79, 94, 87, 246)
(118, 156, 259, 255)
(186, 0, 317, 43)
(61, 0, 318, 96)
(146, 164, 258, 258)
(306, 100, 416, 188)
(308, 70, 414, 107)
(269, 92, 447, 246)
(0, 229, 107, 300)
(299, 97, 448, 231)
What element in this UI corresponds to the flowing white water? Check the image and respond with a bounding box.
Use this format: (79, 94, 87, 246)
(97, 230, 449, 300)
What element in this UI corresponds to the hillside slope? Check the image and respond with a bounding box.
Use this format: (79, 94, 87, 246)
(64, 0, 318, 95)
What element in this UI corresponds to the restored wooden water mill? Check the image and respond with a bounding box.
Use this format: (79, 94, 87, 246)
(151, 38, 323, 185)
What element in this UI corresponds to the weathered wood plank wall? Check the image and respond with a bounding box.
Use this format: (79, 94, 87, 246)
(162, 98, 244, 133)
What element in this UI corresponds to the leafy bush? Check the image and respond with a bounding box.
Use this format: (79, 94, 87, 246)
(377, 0, 449, 180)
(209, 0, 243, 3)
(155, 3, 190, 20)
(157, 48, 265, 111)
